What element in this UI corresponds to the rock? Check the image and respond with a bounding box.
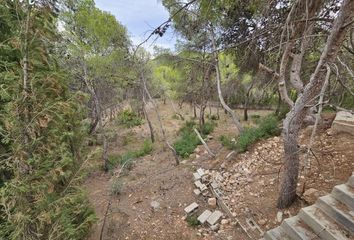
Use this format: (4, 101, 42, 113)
(193, 189, 201, 196)
(276, 211, 283, 223)
(150, 201, 160, 211)
(258, 219, 267, 226)
(196, 154, 200, 159)
(208, 198, 217, 207)
(331, 111, 354, 135)
(303, 188, 322, 204)
(194, 147, 201, 153)
(210, 224, 220, 231)
(221, 219, 229, 225)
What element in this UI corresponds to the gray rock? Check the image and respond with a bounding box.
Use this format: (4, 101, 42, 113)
(150, 201, 160, 211)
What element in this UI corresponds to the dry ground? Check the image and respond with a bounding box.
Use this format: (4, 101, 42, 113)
(84, 102, 354, 240)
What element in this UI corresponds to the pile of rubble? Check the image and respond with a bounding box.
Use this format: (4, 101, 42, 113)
(183, 168, 229, 234)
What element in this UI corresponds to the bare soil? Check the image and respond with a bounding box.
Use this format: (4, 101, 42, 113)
(84, 102, 354, 240)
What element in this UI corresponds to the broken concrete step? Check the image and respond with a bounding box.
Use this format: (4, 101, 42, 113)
(332, 184, 354, 210)
(194, 180, 207, 191)
(184, 202, 198, 214)
(197, 210, 212, 224)
(299, 205, 350, 240)
(193, 189, 201, 196)
(193, 172, 201, 181)
(264, 226, 291, 240)
(317, 195, 354, 235)
(347, 174, 354, 189)
(281, 215, 320, 240)
(197, 168, 205, 177)
(206, 210, 223, 226)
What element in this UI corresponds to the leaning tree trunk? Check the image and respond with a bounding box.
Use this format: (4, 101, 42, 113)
(210, 28, 243, 133)
(278, 0, 354, 208)
(141, 72, 180, 165)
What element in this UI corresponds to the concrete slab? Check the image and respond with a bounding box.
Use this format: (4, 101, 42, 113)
(331, 111, 354, 135)
(194, 180, 203, 188)
(197, 210, 212, 224)
(197, 168, 205, 177)
(281, 216, 319, 240)
(331, 184, 354, 209)
(193, 189, 201, 196)
(184, 202, 198, 214)
(193, 172, 201, 181)
(207, 210, 223, 225)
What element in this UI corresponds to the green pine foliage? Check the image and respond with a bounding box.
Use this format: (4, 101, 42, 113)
(116, 110, 143, 128)
(0, 2, 95, 239)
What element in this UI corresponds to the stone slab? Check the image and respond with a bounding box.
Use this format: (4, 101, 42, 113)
(197, 168, 205, 177)
(211, 181, 219, 189)
(184, 202, 199, 214)
(194, 180, 203, 188)
(193, 172, 201, 181)
(331, 111, 354, 135)
(207, 210, 223, 225)
(197, 210, 212, 224)
(193, 189, 201, 196)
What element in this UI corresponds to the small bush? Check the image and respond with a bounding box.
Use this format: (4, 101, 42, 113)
(174, 121, 216, 158)
(219, 135, 237, 150)
(117, 110, 143, 128)
(185, 215, 200, 227)
(207, 114, 219, 120)
(107, 139, 153, 171)
(236, 115, 280, 152)
(136, 139, 153, 157)
(200, 121, 216, 135)
(174, 133, 200, 158)
(110, 178, 123, 195)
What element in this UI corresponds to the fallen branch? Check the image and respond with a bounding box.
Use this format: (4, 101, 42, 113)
(193, 128, 215, 157)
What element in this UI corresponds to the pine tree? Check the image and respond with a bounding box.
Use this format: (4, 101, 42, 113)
(0, 1, 96, 239)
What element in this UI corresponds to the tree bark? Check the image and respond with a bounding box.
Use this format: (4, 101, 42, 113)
(82, 62, 109, 172)
(210, 28, 243, 133)
(141, 72, 180, 165)
(278, 0, 354, 208)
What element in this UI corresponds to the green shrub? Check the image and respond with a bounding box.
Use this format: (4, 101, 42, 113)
(173, 121, 215, 158)
(207, 114, 219, 120)
(110, 178, 123, 195)
(219, 135, 237, 150)
(139, 139, 153, 156)
(117, 110, 143, 128)
(185, 215, 200, 227)
(174, 133, 200, 158)
(236, 115, 280, 152)
(107, 139, 153, 171)
(200, 121, 216, 135)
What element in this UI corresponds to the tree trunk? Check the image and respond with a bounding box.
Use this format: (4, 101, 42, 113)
(82, 63, 109, 172)
(278, 0, 354, 208)
(141, 86, 155, 143)
(142, 72, 179, 165)
(143, 103, 154, 143)
(210, 28, 243, 133)
(199, 103, 206, 128)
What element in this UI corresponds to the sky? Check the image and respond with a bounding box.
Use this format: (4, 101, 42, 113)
(94, 0, 177, 53)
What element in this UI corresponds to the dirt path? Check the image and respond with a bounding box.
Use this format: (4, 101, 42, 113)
(84, 103, 354, 240)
